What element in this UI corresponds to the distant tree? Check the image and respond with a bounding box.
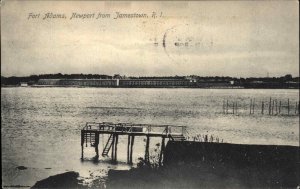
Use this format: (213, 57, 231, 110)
(284, 74, 292, 81)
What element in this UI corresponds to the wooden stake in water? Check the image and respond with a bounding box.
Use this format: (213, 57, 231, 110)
(275, 99, 278, 115)
(235, 101, 238, 114)
(288, 99, 290, 115)
(250, 99, 252, 114)
(261, 101, 264, 114)
(223, 100, 225, 114)
(279, 101, 281, 114)
(232, 102, 235, 114)
(269, 97, 272, 115)
(253, 98, 255, 114)
(226, 100, 229, 114)
(272, 100, 274, 115)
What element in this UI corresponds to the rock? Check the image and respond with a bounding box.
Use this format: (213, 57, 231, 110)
(16, 166, 27, 170)
(31, 171, 87, 189)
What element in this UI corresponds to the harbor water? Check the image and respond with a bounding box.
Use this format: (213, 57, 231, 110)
(1, 88, 299, 188)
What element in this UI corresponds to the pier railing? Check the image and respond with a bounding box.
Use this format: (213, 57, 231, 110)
(82, 122, 186, 136)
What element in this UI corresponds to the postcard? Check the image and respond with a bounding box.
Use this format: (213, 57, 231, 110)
(1, 1, 299, 188)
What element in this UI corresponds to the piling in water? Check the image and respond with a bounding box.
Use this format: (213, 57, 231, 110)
(279, 101, 281, 114)
(272, 100, 274, 115)
(288, 99, 290, 115)
(223, 97, 297, 116)
(250, 99, 252, 114)
(269, 97, 272, 115)
(275, 99, 278, 115)
(253, 99, 255, 114)
(226, 100, 229, 114)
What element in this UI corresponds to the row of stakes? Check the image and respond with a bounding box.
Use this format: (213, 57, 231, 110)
(223, 98, 300, 115)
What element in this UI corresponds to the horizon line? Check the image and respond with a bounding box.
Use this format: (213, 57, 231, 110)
(1, 73, 299, 79)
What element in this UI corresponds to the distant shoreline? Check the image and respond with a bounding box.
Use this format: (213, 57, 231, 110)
(2, 74, 299, 89)
(1, 85, 299, 89)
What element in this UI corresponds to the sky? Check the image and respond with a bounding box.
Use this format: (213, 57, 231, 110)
(1, 1, 299, 77)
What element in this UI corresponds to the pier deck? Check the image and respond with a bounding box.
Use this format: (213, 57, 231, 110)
(81, 122, 187, 164)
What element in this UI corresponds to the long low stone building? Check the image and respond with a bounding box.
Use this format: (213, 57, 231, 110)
(37, 79, 119, 87)
(119, 79, 193, 87)
(37, 78, 196, 87)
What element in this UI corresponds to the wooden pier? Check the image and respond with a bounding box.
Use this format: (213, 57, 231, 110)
(81, 122, 186, 165)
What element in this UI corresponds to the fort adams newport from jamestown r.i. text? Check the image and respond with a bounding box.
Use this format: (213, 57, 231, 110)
(28, 12, 150, 20)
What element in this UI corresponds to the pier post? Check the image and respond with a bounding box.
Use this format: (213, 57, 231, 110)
(81, 130, 84, 159)
(145, 135, 150, 164)
(95, 133, 99, 158)
(111, 134, 115, 162)
(90, 133, 92, 144)
(114, 134, 119, 162)
(261, 101, 264, 114)
(159, 137, 165, 167)
(85, 132, 88, 147)
(232, 102, 235, 114)
(129, 135, 135, 164)
(127, 135, 130, 164)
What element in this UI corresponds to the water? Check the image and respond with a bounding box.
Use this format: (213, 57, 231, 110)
(1, 88, 299, 188)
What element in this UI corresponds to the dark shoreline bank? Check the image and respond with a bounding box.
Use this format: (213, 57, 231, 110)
(31, 142, 299, 189)
(106, 142, 299, 189)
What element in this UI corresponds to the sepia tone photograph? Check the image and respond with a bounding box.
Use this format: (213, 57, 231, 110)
(1, 0, 299, 188)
